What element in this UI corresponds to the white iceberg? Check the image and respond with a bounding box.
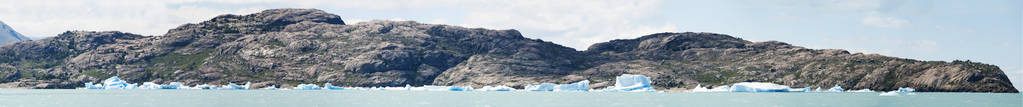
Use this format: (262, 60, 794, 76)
(219, 82, 251, 90)
(82, 82, 104, 89)
(161, 82, 185, 89)
(848, 89, 875, 92)
(478, 85, 515, 91)
(293, 84, 322, 90)
(879, 91, 899, 96)
(728, 82, 791, 92)
(598, 74, 655, 92)
(553, 80, 590, 92)
(139, 82, 161, 89)
(525, 83, 556, 91)
(788, 87, 813, 92)
(826, 85, 844, 92)
(413, 85, 472, 91)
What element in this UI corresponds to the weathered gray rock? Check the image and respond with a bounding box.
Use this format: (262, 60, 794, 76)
(0, 8, 1014, 92)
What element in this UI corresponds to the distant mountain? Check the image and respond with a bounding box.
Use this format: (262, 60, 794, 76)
(0, 20, 31, 44)
(0, 8, 1015, 92)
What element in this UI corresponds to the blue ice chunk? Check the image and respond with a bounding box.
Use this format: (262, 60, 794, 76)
(826, 85, 844, 92)
(553, 80, 590, 91)
(728, 82, 791, 92)
(102, 76, 134, 89)
(525, 83, 556, 91)
(814, 87, 823, 92)
(293, 84, 322, 90)
(324, 83, 344, 90)
(897, 87, 915, 93)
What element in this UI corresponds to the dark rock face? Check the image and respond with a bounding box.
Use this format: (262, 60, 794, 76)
(0, 8, 1015, 92)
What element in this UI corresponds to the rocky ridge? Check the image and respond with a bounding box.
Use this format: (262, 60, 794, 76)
(0, 8, 1014, 92)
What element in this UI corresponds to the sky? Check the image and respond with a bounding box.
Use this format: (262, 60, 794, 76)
(0, 0, 1020, 90)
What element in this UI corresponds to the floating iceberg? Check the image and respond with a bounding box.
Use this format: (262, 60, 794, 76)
(848, 89, 875, 92)
(479, 85, 515, 91)
(879, 91, 899, 96)
(139, 82, 161, 89)
(413, 85, 472, 91)
(293, 84, 322, 90)
(826, 85, 844, 92)
(788, 87, 813, 92)
(525, 83, 556, 91)
(324, 83, 344, 90)
(100, 76, 136, 89)
(219, 82, 251, 90)
(553, 80, 590, 92)
(193, 84, 218, 90)
(728, 82, 792, 92)
(82, 82, 104, 89)
(897, 87, 915, 93)
(598, 74, 655, 92)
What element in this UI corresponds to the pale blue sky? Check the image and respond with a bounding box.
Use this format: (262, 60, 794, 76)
(0, 0, 1019, 89)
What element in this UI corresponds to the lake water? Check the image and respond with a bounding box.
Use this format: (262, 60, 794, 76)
(0, 89, 1019, 107)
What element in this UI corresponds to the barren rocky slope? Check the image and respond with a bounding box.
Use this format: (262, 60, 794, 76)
(0, 8, 1014, 92)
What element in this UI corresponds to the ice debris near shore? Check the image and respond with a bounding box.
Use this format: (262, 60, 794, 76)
(79, 74, 657, 92)
(691, 82, 915, 93)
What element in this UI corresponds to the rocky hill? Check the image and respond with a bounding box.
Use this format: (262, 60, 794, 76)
(0, 8, 1015, 92)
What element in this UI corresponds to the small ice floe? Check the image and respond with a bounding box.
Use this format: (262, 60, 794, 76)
(324, 83, 344, 90)
(478, 85, 515, 91)
(728, 82, 792, 92)
(553, 80, 590, 92)
(523, 80, 591, 92)
(897, 87, 915, 93)
(292, 84, 322, 90)
(597, 74, 656, 92)
(525, 83, 556, 91)
(219, 82, 251, 90)
(847, 89, 875, 92)
(879, 91, 899, 96)
(413, 85, 473, 91)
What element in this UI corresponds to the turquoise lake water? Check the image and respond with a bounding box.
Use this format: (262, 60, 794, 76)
(0, 89, 1019, 107)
